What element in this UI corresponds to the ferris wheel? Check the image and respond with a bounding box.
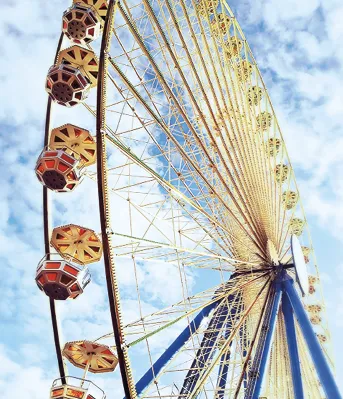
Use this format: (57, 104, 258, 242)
(35, 0, 342, 398)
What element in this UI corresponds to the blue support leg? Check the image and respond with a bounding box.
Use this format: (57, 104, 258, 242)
(133, 298, 220, 397)
(216, 350, 231, 399)
(283, 278, 342, 399)
(132, 279, 240, 398)
(132, 301, 219, 395)
(216, 298, 243, 399)
(282, 291, 304, 399)
(179, 296, 234, 396)
(245, 281, 282, 399)
(239, 322, 248, 390)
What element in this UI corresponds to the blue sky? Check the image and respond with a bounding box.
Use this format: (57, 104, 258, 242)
(1, 0, 343, 397)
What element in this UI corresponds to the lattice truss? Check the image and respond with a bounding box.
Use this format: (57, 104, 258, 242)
(84, 0, 312, 267)
(265, 313, 328, 399)
(47, 0, 334, 397)
(94, 273, 272, 398)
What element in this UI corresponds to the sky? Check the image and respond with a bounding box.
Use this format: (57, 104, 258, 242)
(0, 0, 343, 397)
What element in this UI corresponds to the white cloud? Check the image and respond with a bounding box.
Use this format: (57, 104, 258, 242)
(263, 0, 320, 29)
(0, 344, 52, 399)
(296, 31, 333, 61)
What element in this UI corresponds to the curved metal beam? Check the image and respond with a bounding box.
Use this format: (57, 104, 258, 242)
(43, 32, 66, 384)
(96, 1, 136, 398)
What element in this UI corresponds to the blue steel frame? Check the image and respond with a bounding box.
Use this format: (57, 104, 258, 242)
(131, 273, 342, 399)
(245, 281, 282, 399)
(134, 296, 221, 396)
(282, 291, 304, 399)
(214, 296, 243, 399)
(215, 349, 231, 399)
(284, 277, 342, 399)
(238, 322, 248, 390)
(179, 293, 239, 396)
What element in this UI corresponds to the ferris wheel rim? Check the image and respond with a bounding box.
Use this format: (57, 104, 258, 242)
(92, 2, 326, 395)
(39, 0, 335, 397)
(95, 0, 137, 397)
(43, 31, 67, 384)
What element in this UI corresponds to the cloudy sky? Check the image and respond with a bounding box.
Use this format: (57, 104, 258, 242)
(1, 0, 343, 397)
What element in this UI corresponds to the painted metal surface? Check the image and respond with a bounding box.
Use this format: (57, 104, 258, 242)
(179, 294, 238, 397)
(44, 31, 66, 385)
(245, 281, 282, 399)
(282, 291, 304, 399)
(216, 351, 231, 399)
(96, 1, 135, 397)
(134, 297, 221, 396)
(216, 297, 243, 399)
(284, 278, 342, 399)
